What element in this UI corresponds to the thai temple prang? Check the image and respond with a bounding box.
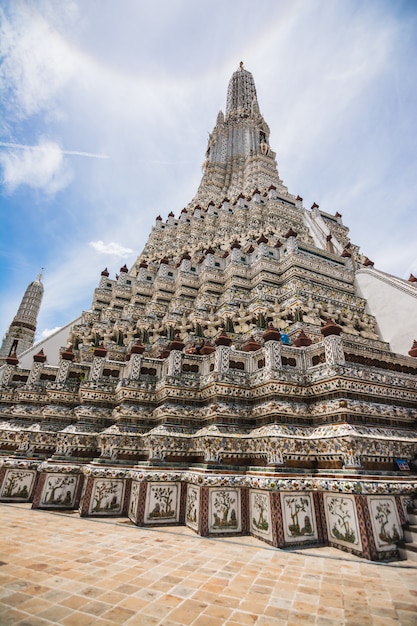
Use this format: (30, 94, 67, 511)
(1, 65, 417, 561)
(0, 272, 44, 363)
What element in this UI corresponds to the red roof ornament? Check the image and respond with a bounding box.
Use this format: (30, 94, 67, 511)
(199, 341, 216, 355)
(34, 349, 47, 363)
(6, 351, 19, 366)
(311, 202, 319, 209)
(363, 257, 374, 267)
(408, 340, 417, 358)
(231, 240, 241, 249)
(168, 334, 185, 352)
(285, 228, 298, 239)
(294, 330, 312, 347)
(61, 346, 75, 361)
(263, 323, 281, 343)
(408, 274, 417, 283)
(243, 336, 262, 352)
(94, 344, 107, 357)
(215, 329, 232, 346)
(321, 318, 342, 337)
(130, 339, 145, 354)
(101, 268, 110, 277)
(257, 234, 268, 244)
(295, 195, 303, 201)
(120, 264, 128, 273)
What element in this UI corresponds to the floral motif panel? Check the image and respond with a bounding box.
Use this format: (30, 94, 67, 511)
(368, 496, 403, 551)
(186, 484, 200, 530)
(128, 480, 140, 522)
(40, 473, 79, 508)
(209, 488, 241, 533)
(323, 493, 362, 551)
(144, 482, 180, 524)
(280, 491, 318, 544)
(250, 490, 272, 541)
(88, 478, 125, 515)
(0, 469, 36, 501)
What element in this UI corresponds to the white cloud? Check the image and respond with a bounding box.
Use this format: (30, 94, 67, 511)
(0, 139, 72, 193)
(0, 2, 78, 120)
(38, 326, 61, 341)
(89, 241, 134, 257)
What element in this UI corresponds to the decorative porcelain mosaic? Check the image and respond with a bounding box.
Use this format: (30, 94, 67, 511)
(0, 66, 416, 562)
(280, 491, 317, 544)
(323, 493, 362, 551)
(88, 478, 125, 515)
(186, 484, 200, 531)
(0, 468, 36, 501)
(368, 496, 403, 551)
(249, 490, 272, 540)
(144, 482, 180, 524)
(209, 488, 241, 533)
(40, 473, 79, 508)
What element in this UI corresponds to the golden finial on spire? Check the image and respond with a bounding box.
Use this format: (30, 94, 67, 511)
(239, 61, 244, 70)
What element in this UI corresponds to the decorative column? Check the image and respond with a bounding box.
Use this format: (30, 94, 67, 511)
(89, 345, 107, 382)
(0, 352, 19, 386)
(168, 350, 183, 376)
(214, 346, 230, 373)
(179, 252, 191, 273)
(257, 234, 269, 257)
(126, 340, 145, 380)
(321, 320, 345, 365)
(214, 330, 232, 373)
(204, 247, 215, 269)
(263, 325, 282, 373)
(268, 185, 277, 200)
(158, 257, 169, 278)
(285, 228, 298, 254)
(137, 261, 149, 282)
(56, 346, 75, 384)
(117, 264, 129, 286)
(230, 240, 242, 262)
(98, 267, 110, 289)
(26, 349, 47, 385)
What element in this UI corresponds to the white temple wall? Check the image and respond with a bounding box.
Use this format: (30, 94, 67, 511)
(355, 269, 417, 356)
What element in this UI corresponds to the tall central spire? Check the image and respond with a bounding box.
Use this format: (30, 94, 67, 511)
(190, 64, 288, 207)
(225, 62, 258, 119)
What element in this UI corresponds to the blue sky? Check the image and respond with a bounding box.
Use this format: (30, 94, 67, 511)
(1, 0, 416, 342)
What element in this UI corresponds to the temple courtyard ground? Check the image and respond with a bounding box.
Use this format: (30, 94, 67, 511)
(0, 503, 416, 626)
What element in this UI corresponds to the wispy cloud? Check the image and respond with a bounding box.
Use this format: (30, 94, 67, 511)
(89, 241, 134, 257)
(0, 141, 109, 159)
(0, 139, 71, 193)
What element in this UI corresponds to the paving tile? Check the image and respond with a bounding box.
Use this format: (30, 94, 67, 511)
(0, 504, 416, 626)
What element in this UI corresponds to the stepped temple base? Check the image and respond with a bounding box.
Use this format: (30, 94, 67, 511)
(1, 456, 415, 562)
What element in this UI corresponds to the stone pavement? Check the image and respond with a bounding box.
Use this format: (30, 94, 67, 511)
(0, 504, 416, 626)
